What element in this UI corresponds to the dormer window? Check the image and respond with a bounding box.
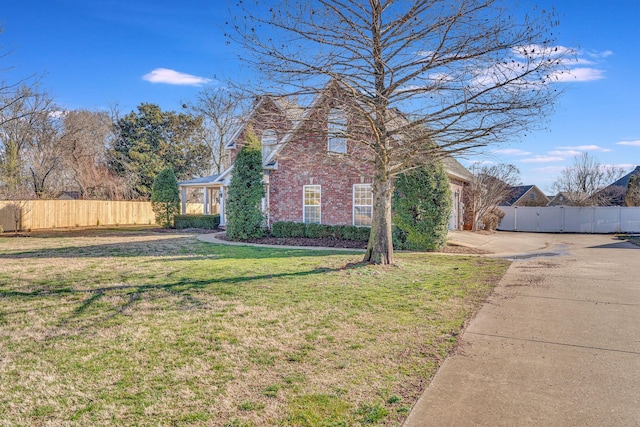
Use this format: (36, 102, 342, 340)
(262, 129, 277, 160)
(328, 108, 347, 154)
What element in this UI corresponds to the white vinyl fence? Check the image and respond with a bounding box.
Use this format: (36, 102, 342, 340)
(498, 206, 640, 233)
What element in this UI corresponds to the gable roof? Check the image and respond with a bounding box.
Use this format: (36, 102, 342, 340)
(598, 166, 640, 205)
(227, 80, 473, 183)
(501, 185, 534, 206)
(500, 185, 549, 206)
(608, 166, 640, 189)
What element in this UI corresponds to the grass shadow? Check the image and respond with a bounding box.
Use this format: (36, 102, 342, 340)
(0, 263, 368, 334)
(0, 236, 352, 260)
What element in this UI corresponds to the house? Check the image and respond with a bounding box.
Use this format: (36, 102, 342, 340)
(501, 185, 549, 207)
(546, 191, 587, 206)
(598, 165, 640, 205)
(180, 83, 473, 231)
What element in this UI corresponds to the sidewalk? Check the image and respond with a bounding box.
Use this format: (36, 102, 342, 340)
(403, 233, 640, 426)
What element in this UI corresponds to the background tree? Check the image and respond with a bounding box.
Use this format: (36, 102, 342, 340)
(151, 167, 180, 228)
(183, 88, 245, 175)
(59, 110, 130, 199)
(230, 0, 568, 264)
(551, 153, 624, 206)
(0, 85, 54, 198)
(468, 163, 520, 231)
(392, 161, 452, 251)
(109, 103, 209, 199)
(225, 130, 265, 240)
(624, 175, 640, 206)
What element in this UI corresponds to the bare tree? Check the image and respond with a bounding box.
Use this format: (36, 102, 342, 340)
(229, 0, 568, 264)
(58, 109, 132, 199)
(0, 85, 55, 197)
(468, 163, 520, 231)
(184, 88, 246, 176)
(551, 153, 625, 206)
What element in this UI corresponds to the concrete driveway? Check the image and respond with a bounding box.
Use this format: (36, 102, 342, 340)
(404, 232, 640, 426)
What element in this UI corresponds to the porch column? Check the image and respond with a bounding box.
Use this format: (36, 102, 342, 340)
(219, 187, 226, 226)
(181, 186, 187, 215)
(203, 187, 209, 215)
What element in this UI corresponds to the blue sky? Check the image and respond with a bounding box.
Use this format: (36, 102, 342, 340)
(2, 0, 639, 191)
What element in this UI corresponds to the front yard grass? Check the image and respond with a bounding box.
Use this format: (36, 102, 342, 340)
(0, 227, 510, 426)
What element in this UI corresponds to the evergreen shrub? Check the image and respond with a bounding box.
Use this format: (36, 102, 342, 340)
(174, 214, 220, 229)
(151, 167, 180, 228)
(392, 162, 452, 251)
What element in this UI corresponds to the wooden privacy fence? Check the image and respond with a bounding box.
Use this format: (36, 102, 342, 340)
(0, 200, 211, 232)
(498, 206, 640, 233)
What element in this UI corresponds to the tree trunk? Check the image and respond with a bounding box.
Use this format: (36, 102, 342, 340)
(364, 170, 394, 265)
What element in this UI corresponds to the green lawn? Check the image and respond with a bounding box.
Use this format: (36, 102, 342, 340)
(0, 227, 509, 426)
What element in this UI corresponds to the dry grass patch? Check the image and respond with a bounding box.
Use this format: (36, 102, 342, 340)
(0, 227, 509, 426)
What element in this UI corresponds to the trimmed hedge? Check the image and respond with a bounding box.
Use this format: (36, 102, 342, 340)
(270, 221, 370, 241)
(174, 214, 220, 230)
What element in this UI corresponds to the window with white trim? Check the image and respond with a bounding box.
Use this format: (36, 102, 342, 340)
(328, 108, 347, 154)
(353, 184, 373, 226)
(303, 185, 321, 224)
(262, 129, 277, 160)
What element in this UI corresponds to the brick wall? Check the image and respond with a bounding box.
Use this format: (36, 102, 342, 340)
(267, 96, 375, 225)
(228, 97, 294, 166)
(228, 90, 472, 229)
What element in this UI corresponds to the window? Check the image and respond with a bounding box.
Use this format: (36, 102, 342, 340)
(262, 129, 277, 160)
(303, 185, 321, 224)
(353, 184, 373, 226)
(328, 108, 347, 154)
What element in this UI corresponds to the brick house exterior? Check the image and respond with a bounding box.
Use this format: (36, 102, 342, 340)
(210, 86, 473, 230)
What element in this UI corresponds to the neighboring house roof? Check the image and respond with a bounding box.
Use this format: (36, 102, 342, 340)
(609, 166, 640, 188)
(547, 191, 587, 206)
(501, 185, 532, 206)
(59, 191, 81, 200)
(501, 185, 549, 206)
(597, 166, 640, 205)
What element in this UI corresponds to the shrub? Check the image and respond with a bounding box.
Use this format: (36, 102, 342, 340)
(226, 130, 265, 240)
(271, 221, 306, 238)
(393, 161, 452, 251)
(270, 222, 370, 241)
(174, 214, 220, 229)
(151, 167, 180, 228)
(392, 225, 408, 250)
(481, 208, 504, 231)
(305, 223, 335, 239)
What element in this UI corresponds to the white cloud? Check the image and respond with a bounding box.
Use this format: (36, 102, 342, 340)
(531, 165, 566, 174)
(142, 68, 212, 86)
(586, 50, 614, 59)
(492, 148, 532, 156)
(48, 110, 66, 119)
(551, 67, 605, 82)
(616, 140, 640, 147)
(521, 156, 565, 163)
(548, 150, 582, 157)
(556, 145, 612, 152)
